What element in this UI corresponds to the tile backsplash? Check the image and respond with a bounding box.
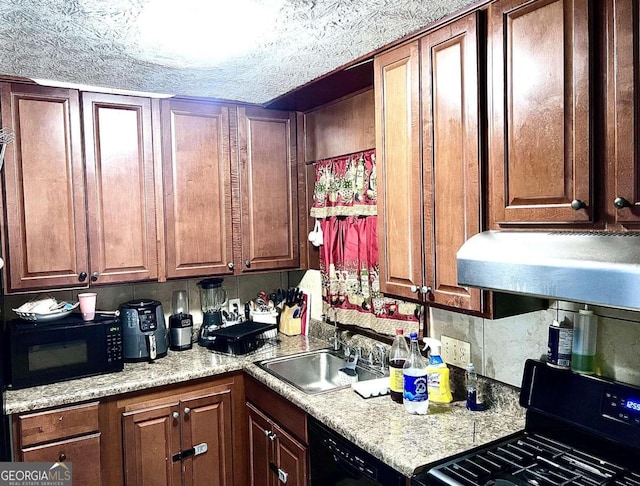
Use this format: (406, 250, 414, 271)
(5, 269, 638, 390)
(3, 272, 290, 329)
(429, 301, 640, 388)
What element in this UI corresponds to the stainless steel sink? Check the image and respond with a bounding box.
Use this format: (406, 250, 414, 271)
(255, 349, 385, 394)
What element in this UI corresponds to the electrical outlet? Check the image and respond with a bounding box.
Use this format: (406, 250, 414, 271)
(441, 335, 471, 368)
(228, 298, 242, 314)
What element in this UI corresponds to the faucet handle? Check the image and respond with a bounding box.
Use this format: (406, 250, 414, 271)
(366, 351, 375, 366)
(374, 343, 388, 372)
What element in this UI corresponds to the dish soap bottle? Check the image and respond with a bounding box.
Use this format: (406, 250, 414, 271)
(423, 338, 453, 403)
(571, 306, 598, 375)
(403, 332, 429, 415)
(389, 329, 409, 404)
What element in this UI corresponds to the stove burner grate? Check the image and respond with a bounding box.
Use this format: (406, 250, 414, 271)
(428, 433, 635, 486)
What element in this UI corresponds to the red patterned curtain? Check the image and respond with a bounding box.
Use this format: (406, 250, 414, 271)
(311, 149, 419, 335)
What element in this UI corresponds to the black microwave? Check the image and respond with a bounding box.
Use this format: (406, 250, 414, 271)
(4, 315, 124, 390)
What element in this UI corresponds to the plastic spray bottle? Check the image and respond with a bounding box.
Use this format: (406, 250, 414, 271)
(422, 338, 453, 403)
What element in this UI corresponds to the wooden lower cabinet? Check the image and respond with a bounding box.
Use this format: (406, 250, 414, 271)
(120, 381, 236, 486)
(98, 373, 247, 486)
(247, 404, 307, 486)
(245, 377, 308, 486)
(121, 400, 182, 485)
(22, 434, 102, 484)
(13, 402, 102, 484)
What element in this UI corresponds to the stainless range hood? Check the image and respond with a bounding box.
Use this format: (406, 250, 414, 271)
(457, 231, 640, 311)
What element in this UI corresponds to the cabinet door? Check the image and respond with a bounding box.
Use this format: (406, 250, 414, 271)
(122, 402, 182, 486)
(0, 83, 88, 291)
(161, 100, 234, 278)
(422, 13, 483, 312)
(21, 433, 101, 485)
(489, 0, 591, 226)
(237, 107, 299, 272)
(272, 423, 307, 486)
(82, 92, 158, 284)
(181, 391, 233, 486)
(609, 0, 640, 225)
(374, 41, 424, 300)
(247, 404, 273, 486)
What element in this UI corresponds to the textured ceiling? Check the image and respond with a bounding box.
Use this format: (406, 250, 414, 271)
(0, 0, 478, 104)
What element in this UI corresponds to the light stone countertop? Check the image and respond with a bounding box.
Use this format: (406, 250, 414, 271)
(3, 333, 526, 478)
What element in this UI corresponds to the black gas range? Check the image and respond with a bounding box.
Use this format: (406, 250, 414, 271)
(413, 359, 640, 485)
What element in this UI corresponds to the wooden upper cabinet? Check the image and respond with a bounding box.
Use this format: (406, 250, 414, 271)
(161, 99, 234, 278)
(237, 107, 298, 273)
(0, 83, 88, 291)
(374, 41, 424, 300)
(608, 0, 640, 226)
(488, 0, 592, 226)
(82, 92, 158, 284)
(422, 13, 482, 311)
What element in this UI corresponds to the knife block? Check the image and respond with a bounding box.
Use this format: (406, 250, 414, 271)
(279, 306, 301, 336)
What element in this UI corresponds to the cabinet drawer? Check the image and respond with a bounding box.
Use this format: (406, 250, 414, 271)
(22, 433, 101, 484)
(17, 402, 99, 446)
(245, 376, 307, 444)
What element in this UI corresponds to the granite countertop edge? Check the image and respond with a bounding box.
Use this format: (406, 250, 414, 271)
(3, 333, 526, 478)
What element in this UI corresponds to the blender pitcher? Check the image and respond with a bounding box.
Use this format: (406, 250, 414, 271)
(197, 278, 227, 347)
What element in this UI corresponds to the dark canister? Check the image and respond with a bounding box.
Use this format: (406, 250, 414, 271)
(547, 318, 573, 369)
(169, 290, 193, 351)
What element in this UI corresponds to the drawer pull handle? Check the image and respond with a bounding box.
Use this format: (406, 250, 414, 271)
(59, 453, 66, 462)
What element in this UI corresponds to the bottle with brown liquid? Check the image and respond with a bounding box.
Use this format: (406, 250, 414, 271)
(389, 329, 409, 403)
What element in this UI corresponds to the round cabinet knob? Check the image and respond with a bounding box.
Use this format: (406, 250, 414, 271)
(421, 286, 432, 295)
(78, 272, 88, 282)
(245, 259, 251, 268)
(571, 199, 587, 210)
(614, 197, 632, 209)
(91, 272, 99, 282)
(172, 412, 179, 419)
(227, 262, 234, 270)
(410, 285, 419, 293)
(59, 453, 66, 462)
(184, 407, 191, 415)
